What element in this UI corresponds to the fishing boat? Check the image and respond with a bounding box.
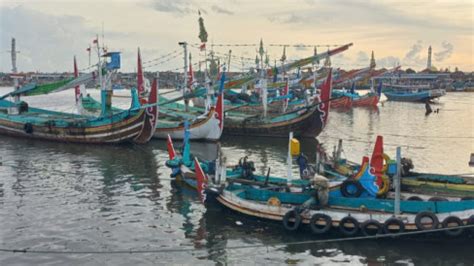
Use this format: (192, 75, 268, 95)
(383, 84, 446, 102)
(320, 136, 474, 197)
(80, 48, 225, 141)
(0, 39, 158, 144)
(217, 183, 474, 236)
(222, 69, 333, 138)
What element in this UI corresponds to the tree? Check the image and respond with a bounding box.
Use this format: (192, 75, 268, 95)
(405, 68, 416, 74)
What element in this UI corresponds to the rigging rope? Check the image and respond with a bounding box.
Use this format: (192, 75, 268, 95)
(0, 224, 472, 255)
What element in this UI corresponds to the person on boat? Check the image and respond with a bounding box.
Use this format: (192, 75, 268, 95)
(425, 101, 432, 115)
(296, 153, 309, 179)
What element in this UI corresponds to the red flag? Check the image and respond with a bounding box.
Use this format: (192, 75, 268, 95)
(73, 56, 80, 103)
(200, 43, 206, 51)
(282, 79, 289, 111)
(167, 134, 176, 160)
(194, 158, 208, 203)
(370, 136, 384, 186)
(188, 63, 194, 88)
(86, 47, 91, 52)
(318, 68, 332, 126)
(93, 39, 98, 44)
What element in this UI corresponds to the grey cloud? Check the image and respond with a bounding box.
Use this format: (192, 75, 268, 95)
(434, 41, 453, 61)
(355, 51, 369, 64)
(377, 56, 400, 68)
(150, 0, 195, 14)
(402, 41, 427, 68)
(211, 5, 234, 15)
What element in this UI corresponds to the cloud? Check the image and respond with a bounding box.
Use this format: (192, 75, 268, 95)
(377, 56, 400, 68)
(434, 41, 453, 61)
(149, 0, 196, 14)
(402, 40, 426, 67)
(0, 6, 98, 72)
(355, 51, 369, 64)
(211, 5, 234, 15)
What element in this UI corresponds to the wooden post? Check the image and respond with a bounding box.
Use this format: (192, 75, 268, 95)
(394, 146, 401, 215)
(287, 132, 293, 179)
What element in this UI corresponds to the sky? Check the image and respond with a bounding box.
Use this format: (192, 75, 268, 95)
(0, 0, 472, 73)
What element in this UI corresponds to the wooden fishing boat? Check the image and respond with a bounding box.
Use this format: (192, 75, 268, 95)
(352, 93, 379, 107)
(321, 136, 474, 196)
(0, 42, 158, 144)
(0, 78, 158, 144)
(217, 184, 474, 236)
(222, 69, 333, 138)
(383, 85, 446, 102)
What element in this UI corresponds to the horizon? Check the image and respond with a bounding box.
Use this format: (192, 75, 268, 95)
(0, 0, 472, 73)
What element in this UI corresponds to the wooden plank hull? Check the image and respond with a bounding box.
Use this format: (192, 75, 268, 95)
(330, 96, 352, 108)
(154, 107, 222, 141)
(217, 189, 474, 232)
(223, 105, 325, 138)
(0, 109, 146, 144)
(352, 94, 379, 107)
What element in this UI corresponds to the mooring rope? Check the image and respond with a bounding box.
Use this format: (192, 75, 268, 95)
(0, 224, 472, 255)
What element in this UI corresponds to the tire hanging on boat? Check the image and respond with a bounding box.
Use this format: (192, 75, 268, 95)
(340, 180, 363, 198)
(467, 215, 474, 233)
(282, 210, 302, 231)
(428, 197, 448, 202)
(360, 219, 383, 236)
(24, 123, 33, 134)
(441, 216, 464, 237)
(339, 216, 360, 236)
(383, 217, 405, 234)
(407, 196, 423, 201)
(415, 211, 439, 230)
(309, 213, 332, 234)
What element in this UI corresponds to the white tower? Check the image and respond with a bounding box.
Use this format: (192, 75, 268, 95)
(427, 46, 432, 69)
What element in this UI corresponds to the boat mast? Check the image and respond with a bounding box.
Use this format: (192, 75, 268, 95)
(11, 38, 19, 103)
(179, 41, 189, 112)
(259, 39, 267, 118)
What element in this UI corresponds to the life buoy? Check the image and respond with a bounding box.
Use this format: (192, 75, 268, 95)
(382, 153, 391, 173)
(309, 213, 332, 234)
(338, 216, 359, 236)
(282, 210, 301, 231)
(376, 175, 390, 197)
(442, 216, 464, 237)
(267, 197, 281, 207)
(415, 211, 439, 230)
(383, 217, 405, 234)
(407, 196, 423, 201)
(361, 219, 383, 236)
(428, 197, 448, 202)
(340, 180, 363, 198)
(24, 123, 33, 134)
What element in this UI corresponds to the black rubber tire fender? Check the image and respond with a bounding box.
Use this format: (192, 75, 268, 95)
(309, 213, 332, 234)
(466, 215, 474, 233)
(340, 179, 363, 198)
(282, 210, 302, 231)
(24, 123, 34, 134)
(360, 219, 383, 236)
(442, 216, 464, 237)
(428, 197, 448, 202)
(415, 211, 439, 230)
(338, 216, 360, 236)
(383, 217, 406, 234)
(407, 196, 423, 201)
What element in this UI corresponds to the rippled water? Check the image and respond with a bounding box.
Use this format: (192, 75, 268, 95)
(0, 87, 473, 265)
